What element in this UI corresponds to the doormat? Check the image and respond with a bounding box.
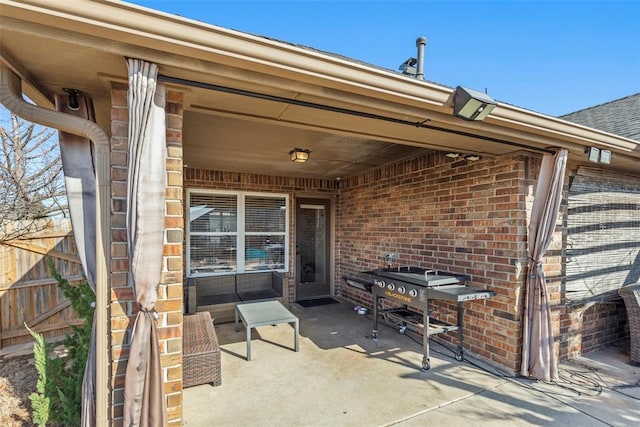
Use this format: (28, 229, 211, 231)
(297, 297, 340, 308)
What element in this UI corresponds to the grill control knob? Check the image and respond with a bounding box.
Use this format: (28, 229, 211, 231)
(387, 283, 395, 291)
(397, 286, 406, 294)
(408, 289, 418, 298)
(377, 280, 386, 288)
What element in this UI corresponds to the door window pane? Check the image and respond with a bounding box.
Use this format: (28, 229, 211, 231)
(299, 204, 326, 283)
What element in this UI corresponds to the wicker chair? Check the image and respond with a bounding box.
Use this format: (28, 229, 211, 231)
(619, 283, 640, 366)
(183, 311, 222, 387)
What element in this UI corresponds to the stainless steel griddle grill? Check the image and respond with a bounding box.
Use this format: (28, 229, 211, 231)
(346, 266, 495, 370)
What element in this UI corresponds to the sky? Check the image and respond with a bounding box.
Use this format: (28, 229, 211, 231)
(127, 0, 640, 117)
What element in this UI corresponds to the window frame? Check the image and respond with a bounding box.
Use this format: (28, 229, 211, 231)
(186, 188, 289, 277)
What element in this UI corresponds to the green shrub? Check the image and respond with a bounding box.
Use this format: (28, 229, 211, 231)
(26, 323, 51, 427)
(26, 258, 95, 426)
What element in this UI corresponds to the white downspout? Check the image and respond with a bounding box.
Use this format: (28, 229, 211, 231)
(0, 65, 111, 427)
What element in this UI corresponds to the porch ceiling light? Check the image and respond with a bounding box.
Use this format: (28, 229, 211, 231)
(445, 152, 461, 159)
(453, 86, 496, 121)
(289, 147, 311, 163)
(464, 154, 482, 161)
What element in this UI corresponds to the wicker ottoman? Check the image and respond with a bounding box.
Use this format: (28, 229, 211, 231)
(619, 284, 640, 366)
(183, 311, 222, 387)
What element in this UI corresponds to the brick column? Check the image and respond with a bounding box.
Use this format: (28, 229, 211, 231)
(109, 83, 184, 425)
(110, 82, 132, 422)
(162, 90, 185, 425)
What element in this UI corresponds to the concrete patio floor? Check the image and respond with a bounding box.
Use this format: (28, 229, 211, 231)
(183, 298, 640, 426)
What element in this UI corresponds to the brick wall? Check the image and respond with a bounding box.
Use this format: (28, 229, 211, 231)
(335, 150, 630, 372)
(182, 150, 630, 376)
(110, 84, 184, 425)
(559, 301, 628, 360)
(184, 155, 537, 372)
(337, 151, 535, 373)
(107, 80, 632, 422)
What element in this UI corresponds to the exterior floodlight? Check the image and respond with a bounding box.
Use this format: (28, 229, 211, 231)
(453, 86, 497, 121)
(600, 150, 611, 164)
(585, 147, 600, 163)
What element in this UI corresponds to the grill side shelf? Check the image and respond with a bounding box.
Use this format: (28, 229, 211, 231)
(422, 285, 497, 303)
(342, 274, 374, 292)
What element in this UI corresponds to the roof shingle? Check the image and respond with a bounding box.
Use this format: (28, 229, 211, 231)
(560, 93, 640, 142)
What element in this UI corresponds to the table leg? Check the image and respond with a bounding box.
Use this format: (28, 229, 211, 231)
(235, 306, 239, 332)
(294, 320, 299, 352)
(246, 326, 252, 361)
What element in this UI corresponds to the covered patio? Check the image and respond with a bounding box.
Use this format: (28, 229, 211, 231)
(183, 299, 639, 426)
(1, 1, 639, 424)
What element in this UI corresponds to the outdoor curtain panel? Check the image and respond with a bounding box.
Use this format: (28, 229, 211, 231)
(521, 148, 568, 381)
(122, 58, 168, 427)
(55, 95, 98, 427)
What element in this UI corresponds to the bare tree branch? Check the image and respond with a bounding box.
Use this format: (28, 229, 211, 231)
(0, 113, 67, 242)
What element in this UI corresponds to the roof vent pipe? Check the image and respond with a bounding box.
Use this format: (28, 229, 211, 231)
(416, 36, 427, 80)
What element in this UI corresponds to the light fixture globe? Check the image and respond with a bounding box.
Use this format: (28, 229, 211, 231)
(289, 148, 311, 162)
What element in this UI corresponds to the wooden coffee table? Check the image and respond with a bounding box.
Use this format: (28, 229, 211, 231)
(235, 300, 299, 361)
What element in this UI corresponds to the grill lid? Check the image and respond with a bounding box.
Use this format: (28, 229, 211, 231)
(373, 267, 469, 287)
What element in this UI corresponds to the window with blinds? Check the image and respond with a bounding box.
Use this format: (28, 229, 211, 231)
(187, 190, 288, 276)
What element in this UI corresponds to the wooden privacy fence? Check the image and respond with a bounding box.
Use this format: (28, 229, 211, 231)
(0, 219, 85, 349)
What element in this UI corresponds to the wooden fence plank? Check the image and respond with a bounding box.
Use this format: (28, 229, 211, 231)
(0, 275, 85, 291)
(0, 219, 84, 349)
(1, 319, 85, 340)
(28, 300, 72, 328)
(3, 240, 81, 264)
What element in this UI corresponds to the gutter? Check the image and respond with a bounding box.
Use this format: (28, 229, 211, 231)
(0, 65, 111, 426)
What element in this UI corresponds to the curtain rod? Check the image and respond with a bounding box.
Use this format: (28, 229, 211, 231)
(157, 74, 555, 154)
